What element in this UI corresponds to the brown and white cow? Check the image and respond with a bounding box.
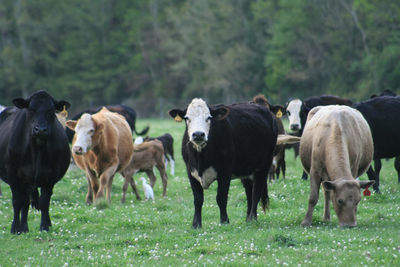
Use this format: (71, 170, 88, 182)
(299, 105, 374, 227)
(66, 107, 134, 204)
(120, 139, 168, 202)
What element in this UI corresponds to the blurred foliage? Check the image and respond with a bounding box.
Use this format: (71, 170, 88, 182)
(0, 0, 399, 115)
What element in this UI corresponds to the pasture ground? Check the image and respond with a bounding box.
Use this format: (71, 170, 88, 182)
(0, 118, 399, 266)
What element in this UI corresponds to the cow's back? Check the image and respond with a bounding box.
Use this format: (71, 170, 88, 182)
(300, 105, 373, 180)
(209, 103, 277, 176)
(93, 109, 134, 171)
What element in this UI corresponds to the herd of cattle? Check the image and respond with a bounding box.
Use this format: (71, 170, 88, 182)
(0, 90, 399, 233)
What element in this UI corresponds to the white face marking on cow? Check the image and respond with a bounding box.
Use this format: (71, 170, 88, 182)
(185, 98, 212, 151)
(190, 167, 218, 189)
(286, 99, 302, 132)
(72, 113, 95, 154)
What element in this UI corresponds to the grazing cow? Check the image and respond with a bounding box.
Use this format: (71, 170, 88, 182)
(66, 107, 134, 203)
(251, 95, 286, 181)
(66, 104, 149, 142)
(144, 134, 175, 176)
(285, 95, 353, 180)
(120, 139, 168, 202)
(300, 105, 374, 227)
(169, 98, 277, 228)
(0, 91, 71, 233)
(353, 95, 400, 192)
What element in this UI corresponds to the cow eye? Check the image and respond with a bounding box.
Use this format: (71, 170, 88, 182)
(206, 116, 212, 122)
(287, 111, 291, 116)
(88, 129, 95, 134)
(338, 199, 345, 206)
(184, 116, 190, 123)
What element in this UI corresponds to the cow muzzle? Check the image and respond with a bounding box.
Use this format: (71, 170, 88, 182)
(191, 131, 207, 151)
(290, 124, 300, 131)
(32, 125, 49, 138)
(72, 146, 85, 155)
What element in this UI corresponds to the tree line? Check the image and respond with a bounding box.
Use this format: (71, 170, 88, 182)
(0, 0, 399, 116)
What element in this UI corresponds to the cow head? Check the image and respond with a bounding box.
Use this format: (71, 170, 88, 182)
(169, 98, 229, 152)
(322, 179, 374, 227)
(13, 90, 70, 140)
(286, 99, 304, 132)
(66, 113, 104, 155)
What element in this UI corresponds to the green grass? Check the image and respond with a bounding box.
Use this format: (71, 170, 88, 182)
(0, 118, 399, 266)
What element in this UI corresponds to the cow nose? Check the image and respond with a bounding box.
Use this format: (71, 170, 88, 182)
(192, 131, 205, 141)
(290, 124, 300, 131)
(33, 126, 48, 135)
(72, 146, 83, 154)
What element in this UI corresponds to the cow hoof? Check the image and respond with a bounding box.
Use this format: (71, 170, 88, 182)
(301, 221, 311, 227)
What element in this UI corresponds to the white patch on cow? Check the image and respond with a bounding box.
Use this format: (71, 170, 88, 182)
(286, 99, 302, 131)
(72, 113, 95, 154)
(190, 166, 218, 189)
(0, 105, 5, 114)
(186, 98, 211, 152)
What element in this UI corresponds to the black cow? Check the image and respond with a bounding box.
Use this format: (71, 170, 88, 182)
(353, 95, 400, 192)
(144, 133, 175, 176)
(66, 104, 149, 142)
(285, 95, 353, 180)
(169, 98, 277, 228)
(0, 90, 71, 234)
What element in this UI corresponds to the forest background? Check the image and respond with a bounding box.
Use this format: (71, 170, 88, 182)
(1, 0, 399, 117)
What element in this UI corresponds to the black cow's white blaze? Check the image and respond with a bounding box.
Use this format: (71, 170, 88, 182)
(185, 98, 212, 152)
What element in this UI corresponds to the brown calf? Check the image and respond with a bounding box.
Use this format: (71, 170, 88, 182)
(121, 139, 168, 202)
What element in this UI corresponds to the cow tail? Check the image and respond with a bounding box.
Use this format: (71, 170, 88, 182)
(261, 179, 269, 213)
(135, 126, 150, 136)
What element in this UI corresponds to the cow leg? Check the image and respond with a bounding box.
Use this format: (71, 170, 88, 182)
(120, 170, 141, 202)
(97, 166, 117, 201)
(366, 166, 379, 193)
(106, 174, 116, 202)
(301, 172, 320, 227)
(248, 173, 266, 221)
(395, 156, 400, 183)
(157, 164, 168, 197)
(39, 186, 53, 231)
(323, 189, 330, 222)
(169, 155, 175, 176)
(301, 171, 308, 180)
(373, 159, 382, 192)
(216, 178, 231, 225)
(241, 178, 253, 217)
(189, 175, 204, 228)
(10, 186, 30, 234)
(85, 169, 98, 204)
(144, 171, 155, 190)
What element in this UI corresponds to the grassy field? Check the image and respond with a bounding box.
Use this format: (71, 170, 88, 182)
(0, 118, 399, 266)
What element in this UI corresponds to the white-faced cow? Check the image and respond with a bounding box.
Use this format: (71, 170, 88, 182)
(0, 90, 71, 234)
(66, 104, 149, 143)
(353, 95, 400, 192)
(285, 95, 353, 180)
(300, 105, 374, 227)
(66, 107, 134, 203)
(169, 98, 277, 228)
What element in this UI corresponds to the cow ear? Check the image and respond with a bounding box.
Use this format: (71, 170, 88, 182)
(55, 100, 71, 112)
(66, 120, 77, 131)
(270, 105, 285, 118)
(13, 98, 29, 109)
(322, 181, 336, 191)
(358, 180, 375, 189)
(168, 109, 186, 122)
(210, 106, 230, 120)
